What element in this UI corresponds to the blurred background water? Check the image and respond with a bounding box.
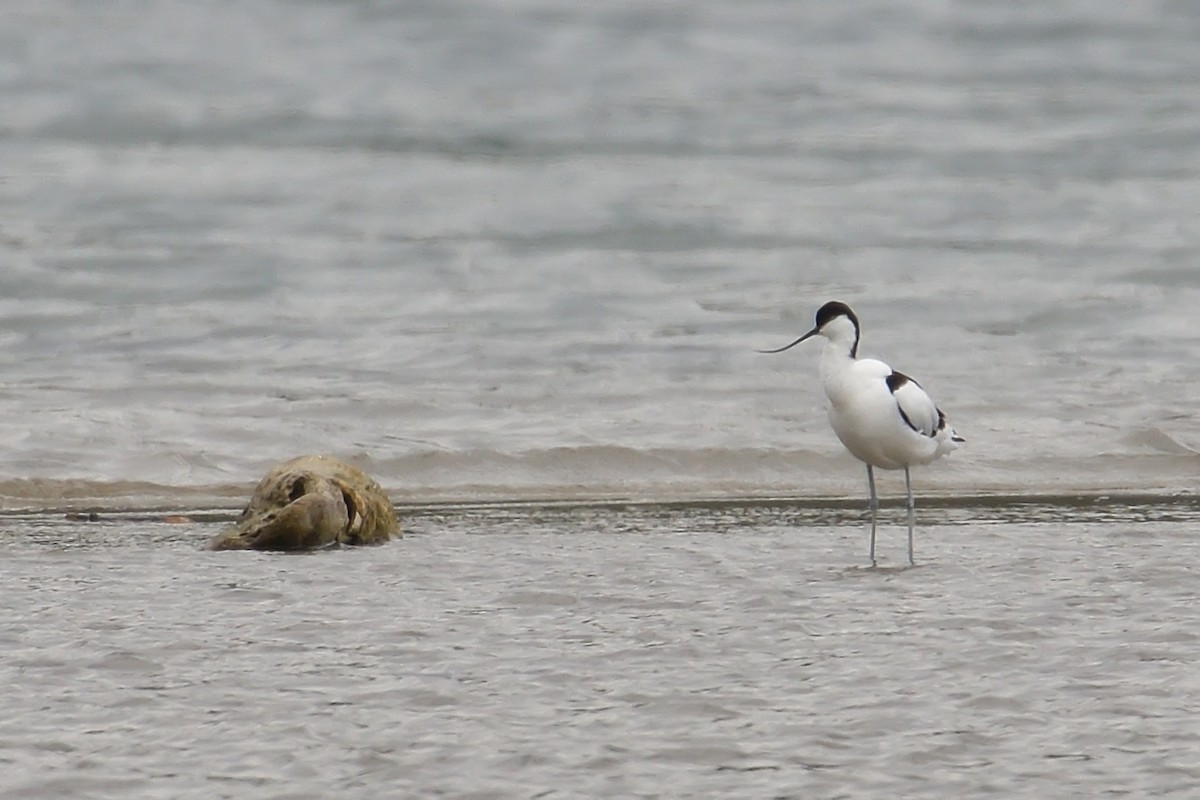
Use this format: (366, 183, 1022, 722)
(2, 0, 1200, 508)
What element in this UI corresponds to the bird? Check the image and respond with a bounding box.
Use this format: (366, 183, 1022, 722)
(759, 300, 963, 566)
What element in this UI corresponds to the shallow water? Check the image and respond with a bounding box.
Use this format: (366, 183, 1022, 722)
(3, 499, 1199, 798)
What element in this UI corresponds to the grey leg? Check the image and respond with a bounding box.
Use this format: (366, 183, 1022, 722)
(904, 466, 915, 566)
(866, 464, 879, 567)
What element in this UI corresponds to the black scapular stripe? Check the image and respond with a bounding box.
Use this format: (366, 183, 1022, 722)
(887, 371, 929, 436)
(885, 372, 910, 393)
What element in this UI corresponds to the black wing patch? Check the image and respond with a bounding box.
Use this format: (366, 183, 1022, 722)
(885, 372, 911, 393)
(935, 409, 966, 442)
(886, 371, 922, 434)
(890, 371, 963, 442)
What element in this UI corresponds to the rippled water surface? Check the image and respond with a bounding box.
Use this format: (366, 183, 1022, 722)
(3, 0, 1200, 797)
(2, 0, 1200, 505)
(4, 500, 1200, 798)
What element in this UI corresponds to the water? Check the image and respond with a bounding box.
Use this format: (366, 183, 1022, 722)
(3, 0, 1200, 504)
(2, 0, 1199, 796)
(4, 500, 1200, 798)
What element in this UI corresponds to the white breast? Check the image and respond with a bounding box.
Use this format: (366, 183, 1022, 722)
(821, 357, 945, 470)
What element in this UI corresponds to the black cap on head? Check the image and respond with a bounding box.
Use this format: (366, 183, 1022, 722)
(756, 300, 861, 356)
(815, 301, 858, 330)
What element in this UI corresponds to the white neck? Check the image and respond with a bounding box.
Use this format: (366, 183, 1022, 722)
(821, 316, 858, 357)
(817, 317, 860, 399)
(819, 336, 855, 381)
